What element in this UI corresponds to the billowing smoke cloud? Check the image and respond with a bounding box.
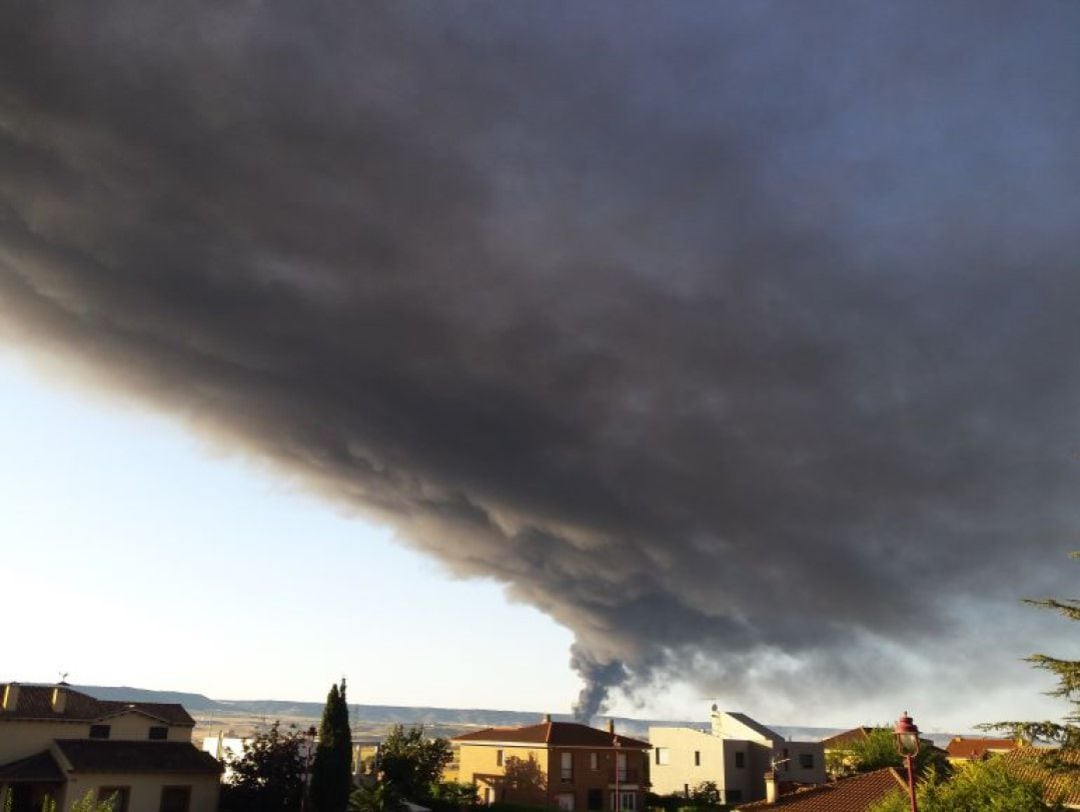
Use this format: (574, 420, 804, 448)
(3, 2, 1080, 723)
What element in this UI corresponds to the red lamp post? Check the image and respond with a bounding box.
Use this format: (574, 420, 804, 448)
(894, 712, 920, 812)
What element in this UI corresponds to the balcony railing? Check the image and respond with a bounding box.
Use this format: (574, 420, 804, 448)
(607, 769, 642, 783)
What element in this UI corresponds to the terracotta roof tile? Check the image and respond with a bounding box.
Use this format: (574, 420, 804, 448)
(737, 768, 906, 811)
(0, 684, 193, 726)
(454, 722, 649, 749)
(820, 728, 873, 749)
(945, 737, 1018, 760)
(53, 740, 223, 775)
(1002, 746, 1080, 807)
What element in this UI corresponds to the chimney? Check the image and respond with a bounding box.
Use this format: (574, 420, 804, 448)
(608, 719, 615, 734)
(764, 771, 777, 804)
(544, 714, 552, 723)
(51, 685, 68, 714)
(1, 683, 19, 712)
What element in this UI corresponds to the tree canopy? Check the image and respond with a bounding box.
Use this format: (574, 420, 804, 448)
(981, 553, 1080, 752)
(869, 756, 1057, 812)
(827, 727, 948, 779)
(378, 724, 453, 802)
(220, 721, 307, 812)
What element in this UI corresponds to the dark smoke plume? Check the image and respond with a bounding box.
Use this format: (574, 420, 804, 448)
(3, 2, 1080, 723)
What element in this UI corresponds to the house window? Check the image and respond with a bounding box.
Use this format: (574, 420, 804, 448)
(558, 793, 575, 811)
(655, 747, 670, 765)
(587, 789, 603, 810)
(97, 786, 130, 812)
(694, 750, 700, 767)
(561, 751, 573, 783)
(149, 726, 168, 740)
(799, 753, 814, 770)
(734, 752, 745, 769)
(616, 752, 627, 782)
(496, 749, 503, 767)
(589, 752, 598, 770)
(89, 725, 111, 739)
(609, 791, 635, 811)
(159, 786, 191, 812)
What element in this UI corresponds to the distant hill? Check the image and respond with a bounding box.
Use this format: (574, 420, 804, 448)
(72, 685, 956, 746)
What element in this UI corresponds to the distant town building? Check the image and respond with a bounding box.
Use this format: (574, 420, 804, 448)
(649, 707, 825, 806)
(945, 736, 1020, 764)
(0, 681, 222, 812)
(453, 716, 650, 811)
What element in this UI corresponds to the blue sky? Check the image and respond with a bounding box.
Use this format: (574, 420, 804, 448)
(0, 349, 581, 710)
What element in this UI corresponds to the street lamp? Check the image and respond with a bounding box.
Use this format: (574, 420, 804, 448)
(894, 712, 920, 812)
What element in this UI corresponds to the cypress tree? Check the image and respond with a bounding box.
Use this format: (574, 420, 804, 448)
(310, 679, 354, 812)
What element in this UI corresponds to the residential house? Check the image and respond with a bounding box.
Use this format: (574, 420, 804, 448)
(945, 736, 1019, 764)
(733, 767, 907, 811)
(0, 682, 222, 812)
(453, 716, 650, 811)
(649, 708, 825, 806)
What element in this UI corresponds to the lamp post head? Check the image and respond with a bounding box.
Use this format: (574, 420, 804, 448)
(894, 711, 920, 757)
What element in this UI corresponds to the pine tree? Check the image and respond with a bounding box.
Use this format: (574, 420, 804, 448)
(310, 679, 354, 812)
(982, 553, 1080, 753)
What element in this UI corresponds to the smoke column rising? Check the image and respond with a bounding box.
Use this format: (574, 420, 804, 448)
(2, 2, 1080, 722)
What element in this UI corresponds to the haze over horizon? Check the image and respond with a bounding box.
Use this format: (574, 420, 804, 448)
(2, 2, 1079, 731)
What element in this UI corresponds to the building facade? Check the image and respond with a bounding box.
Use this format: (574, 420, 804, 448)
(454, 718, 650, 811)
(649, 709, 825, 806)
(0, 682, 221, 812)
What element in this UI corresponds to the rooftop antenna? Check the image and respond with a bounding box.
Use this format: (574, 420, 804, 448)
(58, 671, 69, 685)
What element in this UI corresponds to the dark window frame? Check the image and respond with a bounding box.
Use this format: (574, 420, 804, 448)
(89, 724, 111, 740)
(149, 726, 169, 740)
(159, 785, 192, 812)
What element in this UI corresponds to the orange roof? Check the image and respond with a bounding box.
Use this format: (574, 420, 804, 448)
(820, 728, 873, 749)
(946, 737, 1019, 760)
(737, 768, 906, 811)
(454, 721, 649, 749)
(1003, 747, 1080, 807)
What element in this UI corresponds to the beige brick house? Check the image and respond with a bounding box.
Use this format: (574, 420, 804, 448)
(454, 717, 650, 811)
(0, 682, 222, 812)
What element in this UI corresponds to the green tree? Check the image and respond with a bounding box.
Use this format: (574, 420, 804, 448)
(311, 679, 354, 812)
(982, 553, 1080, 753)
(831, 727, 948, 779)
(220, 721, 307, 811)
(869, 756, 1058, 812)
(378, 725, 453, 802)
(348, 783, 406, 812)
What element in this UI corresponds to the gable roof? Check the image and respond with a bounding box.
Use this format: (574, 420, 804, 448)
(1002, 746, 1080, 808)
(454, 721, 650, 749)
(946, 736, 1018, 760)
(736, 768, 906, 811)
(820, 728, 873, 749)
(0, 684, 194, 726)
(53, 740, 223, 775)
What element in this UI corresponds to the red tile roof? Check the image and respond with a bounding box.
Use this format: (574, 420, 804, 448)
(53, 740, 223, 775)
(454, 721, 649, 749)
(737, 768, 907, 811)
(1002, 746, 1080, 808)
(945, 737, 1019, 760)
(820, 728, 873, 750)
(0, 684, 194, 726)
